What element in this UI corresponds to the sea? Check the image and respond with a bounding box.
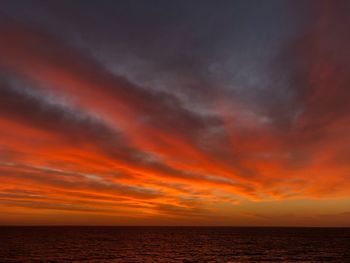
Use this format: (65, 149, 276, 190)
(0, 227, 349, 262)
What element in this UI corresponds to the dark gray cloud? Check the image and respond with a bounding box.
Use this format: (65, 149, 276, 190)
(0, 0, 308, 127)
(0, 73, 125, 145)
(0, 74, 250, 189)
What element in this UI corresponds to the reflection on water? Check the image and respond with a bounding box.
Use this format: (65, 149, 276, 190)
(1, 227, 350, 262)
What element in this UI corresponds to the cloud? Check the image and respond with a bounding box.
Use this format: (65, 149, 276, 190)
(0, 0, 349, 225)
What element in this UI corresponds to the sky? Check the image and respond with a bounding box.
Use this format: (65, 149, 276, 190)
(0, 0, 349, 226)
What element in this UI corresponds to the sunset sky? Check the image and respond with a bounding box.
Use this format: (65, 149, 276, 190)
(0, 0, 349, 226)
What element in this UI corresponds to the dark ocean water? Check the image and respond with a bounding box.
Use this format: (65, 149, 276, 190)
(0, 227, 350, 262)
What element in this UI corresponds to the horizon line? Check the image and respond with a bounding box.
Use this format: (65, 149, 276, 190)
(1, 225, 350, 228)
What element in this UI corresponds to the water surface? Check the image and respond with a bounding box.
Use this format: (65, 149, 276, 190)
(1, 227, 349, 262)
